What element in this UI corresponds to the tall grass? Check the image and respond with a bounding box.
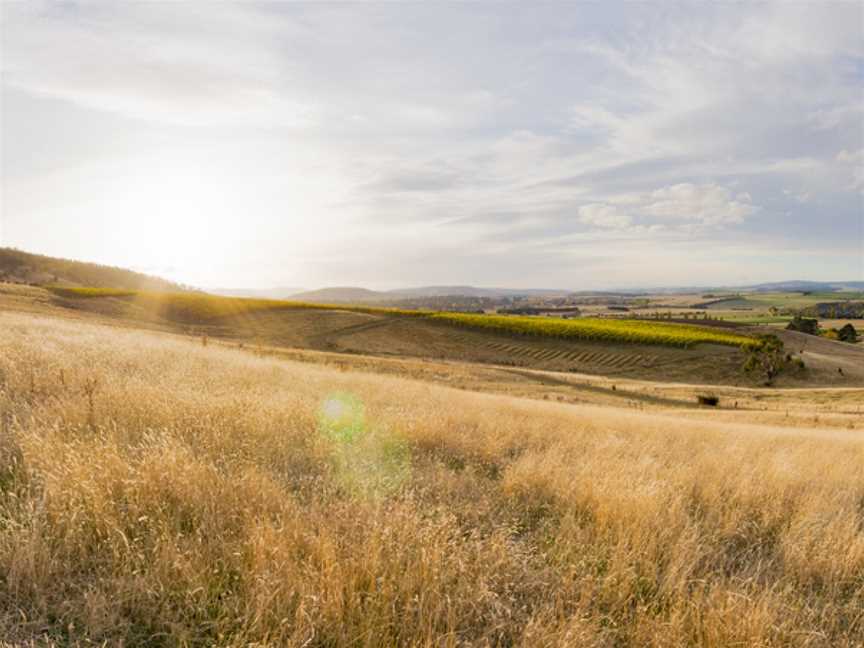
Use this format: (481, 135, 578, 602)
(1, 311, 861, 646)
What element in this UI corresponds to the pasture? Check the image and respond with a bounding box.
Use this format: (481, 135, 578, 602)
(1, 311, 863, 646)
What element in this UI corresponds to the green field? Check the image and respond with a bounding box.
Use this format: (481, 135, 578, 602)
(747, 292, 864, 308)
(701, 297, 767, 310)
(723, 314, 794, 326)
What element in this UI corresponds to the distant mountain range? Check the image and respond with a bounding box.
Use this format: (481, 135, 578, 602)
(208, 286, 305, 299)
(2, 247, 861, 300)
(285, 281, 864, 303)
(285, 285, 570, 303)
(742, 280, 864, 293)
(624, 280, 864, 295)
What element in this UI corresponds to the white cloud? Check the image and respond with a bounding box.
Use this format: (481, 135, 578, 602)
(577, 183, 758, 233)
(783, 189, 810, 203)
(642, 183, 757, 226)
(1, 2, 861, 288)
(1, 2, 316, 127)
(809, 103, 864, 131)
(578, 204, 631, 229)
(837, 149, 864, 164)
(836, 149, 864, 193)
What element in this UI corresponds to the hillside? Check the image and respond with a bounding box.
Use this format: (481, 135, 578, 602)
(287, 286, 390, 303)
(1, 309, 862, 646)
(207, 286, 304, 299)
(745, 280, 864, 292)
(287, 285, 571, 304)
(387, 285, 568, 299)
(0, 247, 185, 292)
(5, 283, 864, 388)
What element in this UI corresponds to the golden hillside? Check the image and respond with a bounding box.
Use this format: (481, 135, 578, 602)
(0, 248, 185, 292)
(1, 310, 862, 646)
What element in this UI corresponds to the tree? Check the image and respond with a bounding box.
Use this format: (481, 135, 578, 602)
(743, 334, 789, 385)
(837, 323, 858, 343)
(786, 316, 819, 335)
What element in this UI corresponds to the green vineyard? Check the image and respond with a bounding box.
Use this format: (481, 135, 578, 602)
(430, 312, 755, 348)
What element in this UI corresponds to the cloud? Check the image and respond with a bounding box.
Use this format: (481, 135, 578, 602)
(783, 189, 811, 204)
(362, 166, 464, 193)
(578, 204, 631, 229)
(837, 149, 864, 164)
(577, 183, 758, 234)
(836, 149, 864, 192)
(1, 2, 316, 127)
(642, 183, 757, 226)
(2, 2, 862, 288)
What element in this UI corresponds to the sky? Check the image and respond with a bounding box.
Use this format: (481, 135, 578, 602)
(1, 1, 862, 291)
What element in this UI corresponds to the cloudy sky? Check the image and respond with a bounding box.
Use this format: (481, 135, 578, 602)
(2, 1, 862, 290)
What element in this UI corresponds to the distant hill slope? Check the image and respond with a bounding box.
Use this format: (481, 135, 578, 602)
(208, 286, 305, 299)
(744, 280, 864, 292)
(287, 286, 389, 303)
(387, 285, 568, 299)
(0, 248, 185, 292)
(288, 285, 570, 303)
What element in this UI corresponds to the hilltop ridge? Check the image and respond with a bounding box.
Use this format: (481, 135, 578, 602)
(0, 247, 187, 292)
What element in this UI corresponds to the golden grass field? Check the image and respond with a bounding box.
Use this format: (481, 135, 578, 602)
(1, 310, 863, 647)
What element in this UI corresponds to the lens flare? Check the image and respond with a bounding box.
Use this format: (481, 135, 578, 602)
(319, 392, 366, 444)
(318, 392, 410, 497)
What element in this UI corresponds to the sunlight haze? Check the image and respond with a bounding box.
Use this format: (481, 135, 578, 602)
(1, 1, 862, 290)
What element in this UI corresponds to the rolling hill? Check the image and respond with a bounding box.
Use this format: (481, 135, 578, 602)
(1, 306, 862, 646)
(0, 247, 185, 292)
(207, 286, 305, 299)
(286, 285, 571, 303)
(5, 282, 863, 388)
(2, 255, 863, 646)
(286, 286, 390, 303)
(8, 246, 857, 301)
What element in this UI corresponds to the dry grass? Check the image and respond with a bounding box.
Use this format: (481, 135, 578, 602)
(47, 287, 424, 321)
(1, 312, 862, 647)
